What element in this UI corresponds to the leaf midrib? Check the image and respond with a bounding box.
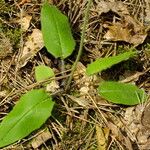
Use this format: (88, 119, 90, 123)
(0, 97, 49, 143)
(51, 7, 63, 58)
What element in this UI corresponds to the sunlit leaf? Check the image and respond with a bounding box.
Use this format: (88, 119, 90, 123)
(35, 65, 54, 82)
(86, 51, 137, 75)
(41, 2, 75, 59)
(98, 81, 147, 105)
(0, 89, 54, 148)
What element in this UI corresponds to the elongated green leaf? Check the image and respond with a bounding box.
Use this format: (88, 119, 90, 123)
(41, 2, 75, 59)
(86, 51, 137, 75)
(0, 89, 54, 148)
(35, 65, 54, 82)
(98, 81, 146, 105)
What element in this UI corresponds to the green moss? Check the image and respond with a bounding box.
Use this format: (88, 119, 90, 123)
(117, 46, 137, 54)
(144, 43, 150, 57)
(61, 120, 95, 149)
(0, 24, 21, 50)
(0, 0, 14, 17)
(4, 28, 21, 48)
(0, 0, 21, 50)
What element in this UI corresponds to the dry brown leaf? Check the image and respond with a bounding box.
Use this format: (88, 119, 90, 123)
(123, 103, 150, 149)
(103, 16, 147, 46)
(18, 29, 44, 67)
(103, 22, 130, 42)
(124, 106, 142, 137)
(97, 1, 147, 46)
(97, 1, 129, 16)
(31, 128, 52, 149)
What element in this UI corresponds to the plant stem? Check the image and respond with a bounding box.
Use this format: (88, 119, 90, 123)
(65, 0, 92, 91)
(60, 59, 66, 86)
(61, 59, 65, 75)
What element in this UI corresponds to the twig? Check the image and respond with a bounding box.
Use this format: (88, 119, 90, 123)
(65, 0, 92, 91)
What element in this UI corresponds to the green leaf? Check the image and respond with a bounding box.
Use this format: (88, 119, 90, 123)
(98, 81, 146, 105)
(41, 2, 75, 59)
(35, 65, 54, 82)
(0, 89, 54, 148)
(86, 51, 137, 75)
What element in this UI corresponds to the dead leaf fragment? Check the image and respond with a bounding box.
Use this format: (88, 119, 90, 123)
(18, 0, 31, 6)
(103, 16, 147, 46)
(97, 1, 129, 16)
(145, 0, 150, 25)
(141, 103, 150, 128)
(0, 90, 8, 98)
(97, 1, 147, 46)
(73, 62, 98, 91)
(96, 125, 109, 150)
(18, 29, 44, 67)
(46, 80, 59, 93)
(123, 103, 150, 149)
(103, 22, 130, 42)
(108, 121, 123, 141)
(19, 15, 32, 31)
(120, 71, 145, 83)
(67, 95, 89, 107)
(31, 129, 52, 149)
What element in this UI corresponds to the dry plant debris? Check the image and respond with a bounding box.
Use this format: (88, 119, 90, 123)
(96, 124, 109, 150)
(97, 1, 147, 46)
(18, 29, 44, 68)
(0, 33, 12, 59)
(18, 15, 32, 32)
(123, 101, 150, 149)
(30, 128, 52, 149)
(0, 0, 150, 149)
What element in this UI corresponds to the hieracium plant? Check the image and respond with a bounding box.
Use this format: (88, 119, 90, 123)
(0, 0, 147, 148)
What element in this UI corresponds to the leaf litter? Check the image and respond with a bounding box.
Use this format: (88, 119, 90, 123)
(18, 29, 44, 68)
(98, 1, 148, 46)
(0, 0, 150, 149)
(18, 15, 32, 32)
